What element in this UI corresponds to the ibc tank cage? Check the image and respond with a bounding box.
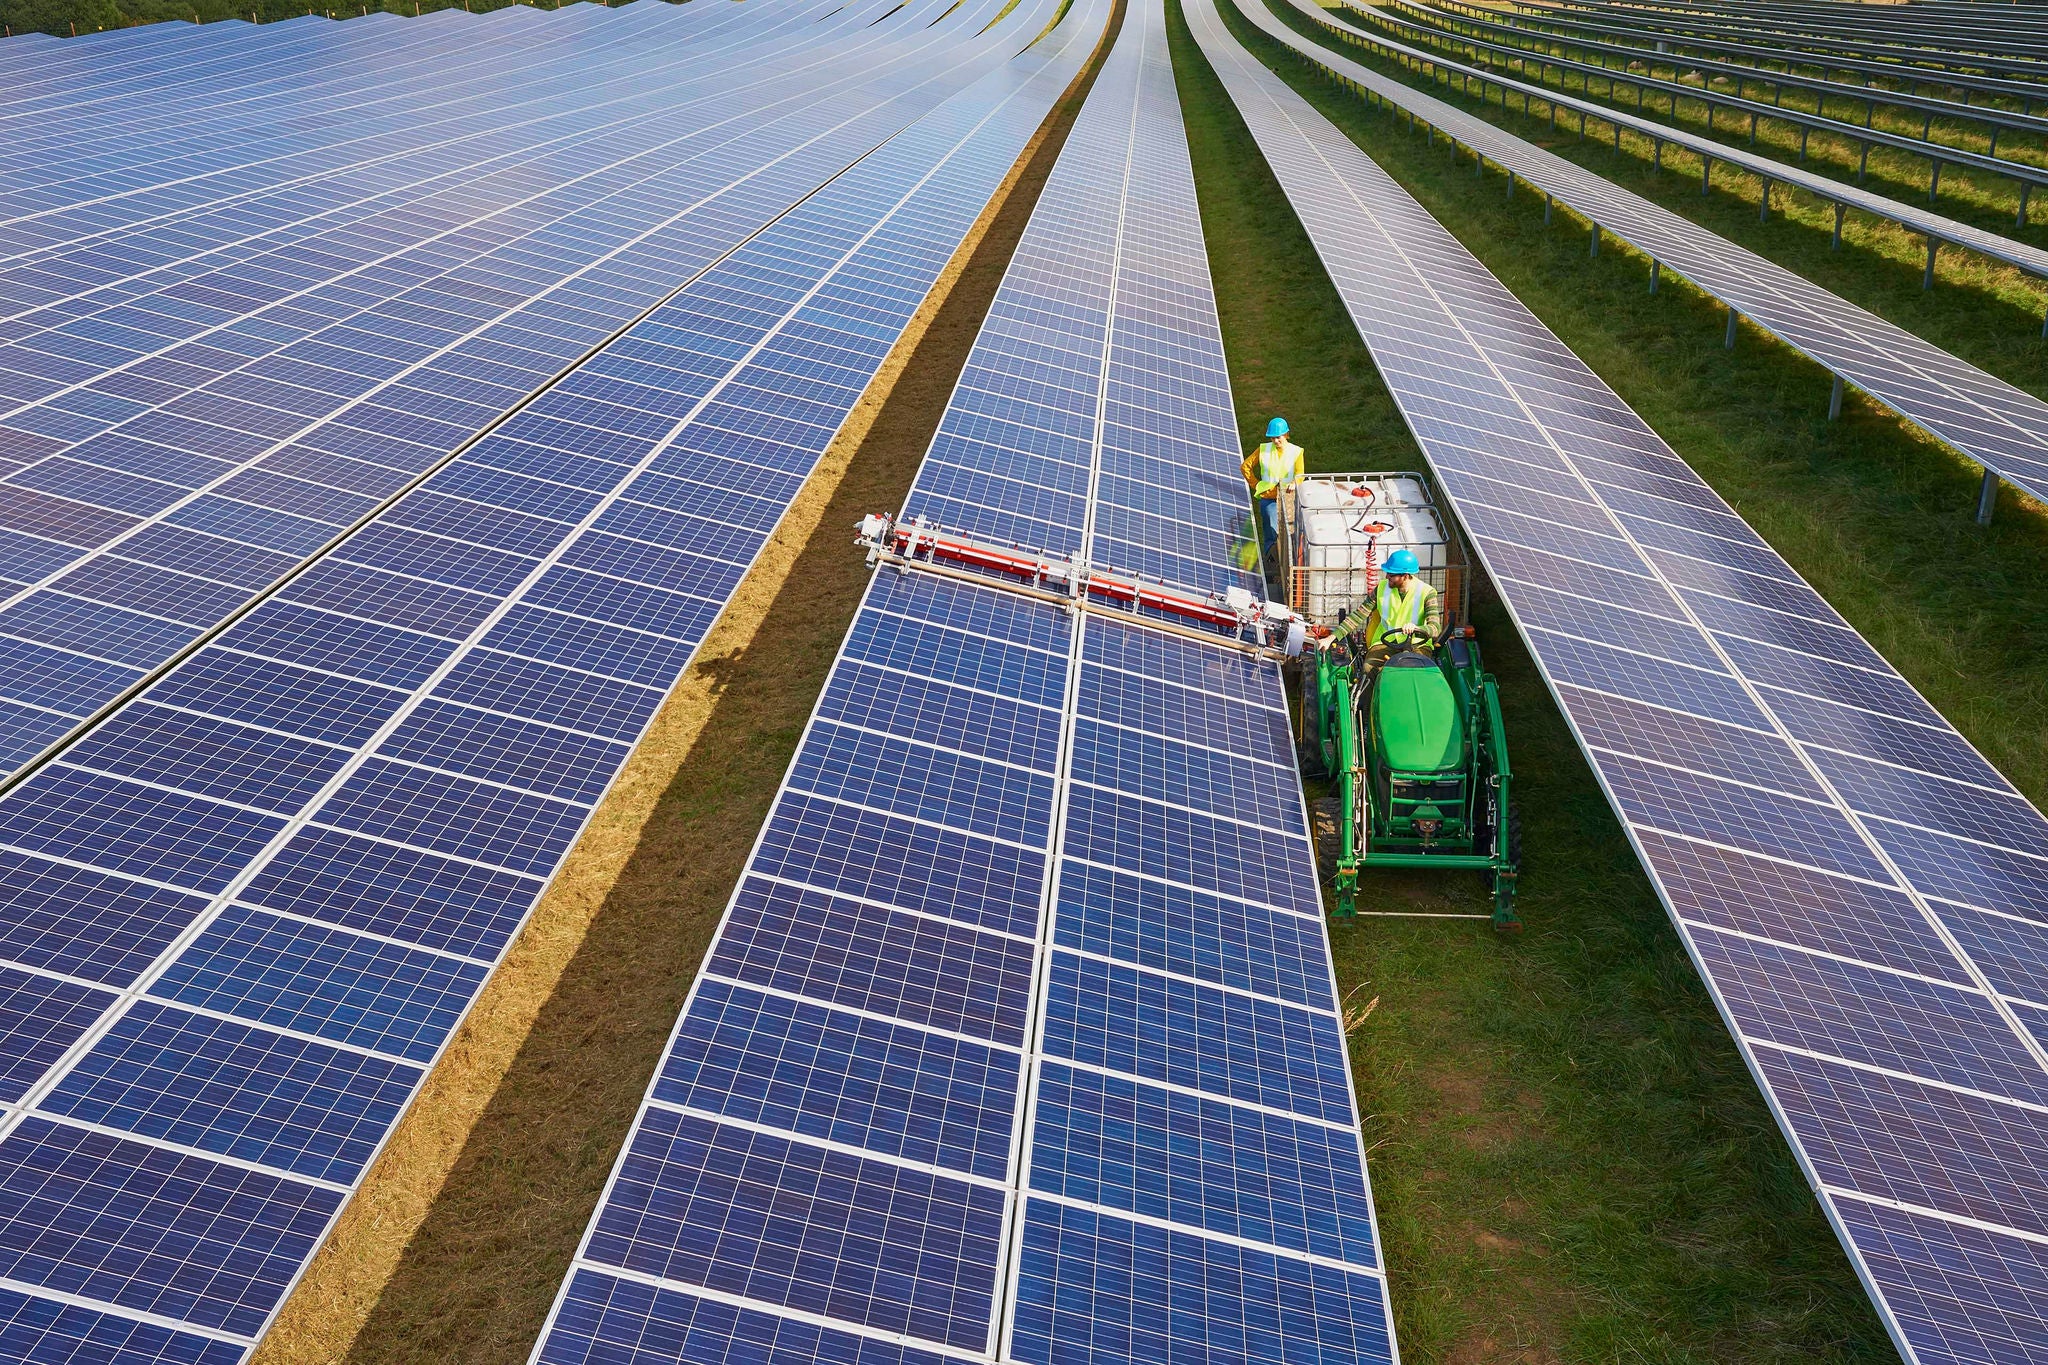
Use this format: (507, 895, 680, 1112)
(1277, 470, 1471, 631)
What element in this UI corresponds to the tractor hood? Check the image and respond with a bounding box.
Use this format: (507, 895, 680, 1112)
(1374, 657, 1464, 772)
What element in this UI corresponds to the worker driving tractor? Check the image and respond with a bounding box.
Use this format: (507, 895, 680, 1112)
(1243, 416, 1305, 563)
(1321, 548, 1443, 675)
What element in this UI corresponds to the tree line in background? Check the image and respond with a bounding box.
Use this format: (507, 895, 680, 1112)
(2, 0, 623, 42)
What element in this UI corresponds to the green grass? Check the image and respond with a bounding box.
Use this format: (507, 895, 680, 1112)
(1170, 0, 2048, 1358)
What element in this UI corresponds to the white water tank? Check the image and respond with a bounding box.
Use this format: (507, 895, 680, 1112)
(1288, 474, 1453, 626)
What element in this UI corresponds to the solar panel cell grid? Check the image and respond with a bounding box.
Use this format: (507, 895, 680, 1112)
(588, 1105, 1007, 1351)
(0, 0, 1018, 777)
(0, 1, 1101, 1354)
(541, 5, 1398, 1361)
(1186, 0, 2048, 1354)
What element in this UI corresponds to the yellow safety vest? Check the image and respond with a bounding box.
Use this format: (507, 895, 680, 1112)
(1370, 577, 1436, 645)
(1247, 440, 1304, 500)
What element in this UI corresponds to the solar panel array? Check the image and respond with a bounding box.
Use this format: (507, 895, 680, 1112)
(1366, 0, 2048, 175)
(1285, 0, 2048, 283)
(1424, 0, 2048, 108)
(1387, 0, 2048, 151)
(1242, 0, 2048, 518)
(0, 0, 1038, 780)
(1188, 1, 2048, 1359)
(0, 1, 1110, 1357)
(1535, 0, 2048, 78)
(535, 2, 1398, 1361)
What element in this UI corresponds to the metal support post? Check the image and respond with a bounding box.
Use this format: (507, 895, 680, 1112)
(1724, 308, 1738, 349)
(1650, 260, 1660, 294)
(1977, 468, 1998, 525)
(1759, 181, 1770, 224)
(1799, 127, 1809, 161)
(2021, 183, 2033, 230)
(1653, 139, 1662, 172)
(1857, 142, 1871, 184)
(1828, 375, 1844, 421)
(1924, 240, 1938, 290)
(1702, 157, 1711, 195)
(1832, 203, 1846, 251)
(1929, 160, 1941, 203)
(1544, 194, 1553, 225)
(1590, 224, 1600, 257)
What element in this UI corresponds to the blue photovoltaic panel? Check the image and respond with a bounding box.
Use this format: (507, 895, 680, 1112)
(0, 0, 1037, 777)
(543, 564, 1074, 1362)
(970, 9, 1390, 1355)
(0, 1, 1097, 1357)
(1187, 1, 2048, 1358)
(539, 4, 1395, 1363)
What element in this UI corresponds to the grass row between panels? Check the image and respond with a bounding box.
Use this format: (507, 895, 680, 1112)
(1171, 0, 2048, 1357)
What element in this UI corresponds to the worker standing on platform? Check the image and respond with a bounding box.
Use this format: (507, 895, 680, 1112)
(1243, 417, 1305, 566)
(1323, 548, 1442, 676)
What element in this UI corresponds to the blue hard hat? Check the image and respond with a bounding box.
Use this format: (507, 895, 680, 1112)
(1383, 549, 1420, 575)
(1264, 417, 1289, 438)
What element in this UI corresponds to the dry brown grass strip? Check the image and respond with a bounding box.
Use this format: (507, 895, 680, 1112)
(252, 19, 1120, 1361)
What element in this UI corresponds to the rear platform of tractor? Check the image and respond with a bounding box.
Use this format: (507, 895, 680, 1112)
(1281, 473, 1521, 931)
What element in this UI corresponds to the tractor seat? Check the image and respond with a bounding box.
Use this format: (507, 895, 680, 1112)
(1373, 656, 1464, 772)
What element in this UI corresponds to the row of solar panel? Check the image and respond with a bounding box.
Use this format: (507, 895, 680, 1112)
(0, 0, 998, 778)
(1444, 0, 2048, 105)
(0, 4, 1093, 1359)
(1184, 3, 2048, 1361)
(536, 6, 1397, 1363)
(1250, 0, 2048, 586)
(1537, 0, 2048, 73)
(1384, 0, 2048, 151)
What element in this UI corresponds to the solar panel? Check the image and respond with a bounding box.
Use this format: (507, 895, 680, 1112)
(1373, 0, 2048, 164)
(1185, 1, 2048, 1358)
(0, 0, 1053, 779)
(1249, 0, 2048, 523)
(1416, 0, 2046, 107)
(0, 5, 1088, 1356)
(1540, 0, 2048, 75)
(1287, 0, 2048, 275)
(537, 4, 1395, 1362)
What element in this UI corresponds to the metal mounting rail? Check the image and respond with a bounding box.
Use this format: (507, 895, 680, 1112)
(854, 512, 1311, 659)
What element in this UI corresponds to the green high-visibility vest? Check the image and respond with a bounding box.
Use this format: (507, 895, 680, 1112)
(1371, 577, 1435, 644)
(1250, 440, 1303, 499)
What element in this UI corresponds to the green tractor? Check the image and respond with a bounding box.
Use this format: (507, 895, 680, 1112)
(1279, 473, 1521, 931)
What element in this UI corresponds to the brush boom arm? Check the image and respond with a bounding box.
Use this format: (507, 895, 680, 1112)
(856, 513, 1309, 661)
